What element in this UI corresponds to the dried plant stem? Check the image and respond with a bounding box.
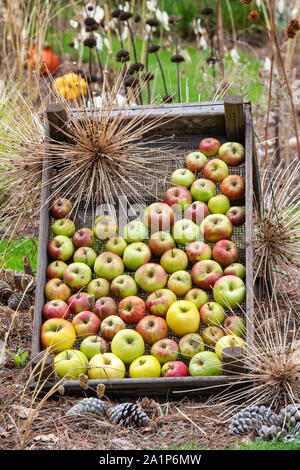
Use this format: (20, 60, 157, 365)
(264, 6, 274, 170)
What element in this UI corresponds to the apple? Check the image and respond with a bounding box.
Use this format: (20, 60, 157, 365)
(171, 168, 195, 188)
(199, 137, 220, 157)
(72, 228, 94, 248)
(73, 246, 97, 268)
(214, 334, 246, 360)
(199, 301, 225, 326)
(67, 292, 95, 315)
(44, 278, 71, 302)
(50, 198, 72, 219)
(161, 361, 189, 377)
(111, 274, 137, 299)
(129, 355, 161, 378)
(223, 315, 246, 337)
(184, 288, 208, 309)
(190, 178, 216, 203)
(219, 142, 245, 167)
(93, 215, 118, 240)
(123, 242, 151, 271)
(123, 220, 148, 243)
(72, 311, 101, 339)
(185, 241, 212, 264)
(47, 235, 74, 261)
(220, 175, 245, 201)
(150, 338, 179, 364)
(163, 186, 192, 213)
(172, 218, 200, 245)
(191, 260, 223, 290)
(111, 329, 145, 364)
(213, 275, 246, 309)
(160, 248, 188, 274)
(166, 300, 200, 336)
(146, 289, 177, 318)
(88, 352, 126, 380)
(203, 158, 229, 183)
(212, 239, 239, 268)
(137, 315, 168, 345)
(52, 218, 75, 237)
(179, 333, 205, 360)
(224, 263, 246, 280)
(54, 349, 88, 379)
(184, 201, 209, 224)
(167, 270, 192, 296)
(149, 231, 175, 257)
(135, 263, 167, 293)
(105, 237, 128, 256)
(87, 278, 110, 299)
(226, 206, 246, 226)
(80, 335, 108, 359)
(207, 195, 230, 215)
(94, 297, 117, 319)
(40, 318, 76, 354)
(200, 214, 233, 242)
(143, 202, 175, 232)
(63, 262, 92, 290)
(189, 351, 223, 376)
(42, 299, 70, 320)
(202, 326, 225, 347)
(118, 295, 146, 324)
(100, 315, 125, 341)
(46, 260, 68, 280)
(94, 251, 124, 280)
(186, 151, 208, 172)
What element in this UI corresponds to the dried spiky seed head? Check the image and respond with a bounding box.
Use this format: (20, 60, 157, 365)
(171, 54, 185, 63)
(201, 7, 214, 15)
(111, 8, 122, 18)
(148, 44, 160, 54)
(127, 62, 144, 74)
(146, 18, 159, 27)
(83, 37, 97, 48)
(119, 11, 133, 21)
(116, 49, 130, 63)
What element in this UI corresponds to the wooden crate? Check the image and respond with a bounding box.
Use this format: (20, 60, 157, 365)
(31, 96, 256, 397)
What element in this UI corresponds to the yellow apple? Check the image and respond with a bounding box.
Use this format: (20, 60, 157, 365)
(166, 300, 200, 337)
(214, 334, 246, 360)
(129, 355, 161, 378)
(88, 352, 126, 380)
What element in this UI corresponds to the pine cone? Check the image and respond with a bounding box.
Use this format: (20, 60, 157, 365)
(107, 403, 150, 427)
(66, 398, 108, 417)
(8, 292, 33, 311)
(1, 270, 36, 294)
(228, 406, 282, 437)
(284, 422, 300, 444)
(137, 397, 160, 419)
(0, 280, 13, 303)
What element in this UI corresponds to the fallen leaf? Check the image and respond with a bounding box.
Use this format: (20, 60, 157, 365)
(34, 434, 59, 443)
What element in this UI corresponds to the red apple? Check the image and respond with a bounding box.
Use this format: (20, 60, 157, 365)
(47, 235, 74, 261)
(100, 315, 125, 341)
(94, 297, 117, 319)
(212, 239, 239, 268)
(184, 201, 209, 224)
(202, 326, 225, 347)
(223, 315, 246, 337)
(161, 361, 189, 377)
(146, 289, 177, 318)
(203, 158, 229, 183)
(220, 175, 245, 201)
(191, 260, 223, 290)
(186, 241, 212, 264)
(226, 206, 246, 226)
(199, 302, 225, 326)
(163, 186, 192, 213)
(218, 142, 245, 167)
(72, 228, 94, 248)
(72, 311, 101, 339)
(136, 315, 168, 345)
(199, 137, 220, 157)
(143, 202, 175, 232)
(50, 198, 72, 219)
(46, 260, 68, 280)
(149, 231, 175, 257)
(44, 278, 71, 302)
(135, 263, 167, 293)
(200, 214, 233, 243)
(42, 299, 70, 320)
(68, 292, 95, 315)
(63, 262, 92, 290)
(186, 151, 208, 172)
(118, 296, 146, 325)
(151, 338, 179, 364)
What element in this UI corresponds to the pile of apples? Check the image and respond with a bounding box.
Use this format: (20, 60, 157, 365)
(40, 137, 248, 381)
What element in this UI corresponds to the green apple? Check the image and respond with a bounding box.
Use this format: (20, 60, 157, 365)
(105, 237, 128, 256)
(172, 219, 200, 245)
(93, 215, 118, 240)
(94, 252, 124, 280)
(52, 219, 75, 237)
(224, 263, 246, 280)
(167, 270, 192, 296)
(207, 195, 230, 215)
(111, 274, 138, 299)
(149, 231, 175, 257)
(135, 263, 167, 293)
(184, 288, 208, 309)
(199, 301, 225, 326)
(213, 275, 246, 309)
(123, 220, 148, 243)
(80, 335, 108, 360)
(179, 333, 205, 360)
(87, 278, 110, 299)
(223, 315, 246, 337)
(160, 248, 188, 274)
(129, 355, 161, 378)
(186, 151, 208, 173)
(123, 242, 151, 271)
(63, 262, 92, 290)
(146, 289, 177, 318)
(111, 329, 145, 364)
(47, 235, 74, 261)
(73, 247, 97, 268)
(214, 334, 246, 360)
(171, 168, 195, 188)
(189, 351, 223, 376)
(88, 352, 126, 380)
(53, 349, 88, 379)
(190, 178, 216, 203)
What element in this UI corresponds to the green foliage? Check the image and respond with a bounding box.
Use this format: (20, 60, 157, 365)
(228, 437, 300, 451)
(6, 347, 28, 368)
(0, 238, 38, 272)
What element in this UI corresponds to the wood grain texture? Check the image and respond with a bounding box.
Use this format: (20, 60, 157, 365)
(224, 95, 245, 142)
